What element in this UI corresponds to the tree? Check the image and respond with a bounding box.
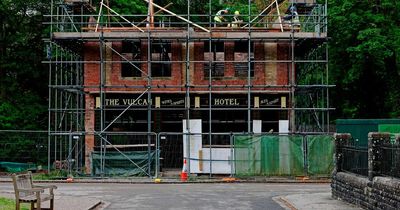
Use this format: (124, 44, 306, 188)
(0, 0, 48, 129)
(328, 0, 400, 118)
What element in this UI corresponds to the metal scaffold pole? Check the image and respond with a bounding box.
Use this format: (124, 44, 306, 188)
(247, 0, 252, 133)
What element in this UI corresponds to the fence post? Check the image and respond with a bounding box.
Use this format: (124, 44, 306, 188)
(303, 135, 308, 177)
(333, 133, 351, 173)
(230, 133, 234, 177)
(395, 135, 400, 178)
(155, 133, 160, 178)
(368, 132, 389, 181)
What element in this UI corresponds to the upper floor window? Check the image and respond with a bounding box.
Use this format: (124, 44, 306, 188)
(204, 41, 225, 78)
(121, 41, 142, 77)
(234, 41, 254, 77)
(151, 41, 171, 77)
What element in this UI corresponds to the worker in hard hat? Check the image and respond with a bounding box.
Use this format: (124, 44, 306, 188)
(283, 6, 300, 27)
(230, 10, 243, 27)
(214, 8, 229, 27)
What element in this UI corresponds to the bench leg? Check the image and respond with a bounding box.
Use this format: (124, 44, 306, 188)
(15, 200, 20, 210)
(30, 202, 34, 210)
(50, 198, 54, 210)
(37, 201, 41, 210)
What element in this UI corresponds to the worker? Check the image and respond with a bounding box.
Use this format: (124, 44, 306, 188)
(214, 8, 229, 27)
(283, 6, 300, 27)
(230, 10, 243, 28)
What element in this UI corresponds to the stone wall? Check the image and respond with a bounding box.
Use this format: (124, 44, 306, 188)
(332, 132, 400, 210)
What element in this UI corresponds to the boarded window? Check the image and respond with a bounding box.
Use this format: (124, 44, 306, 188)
(204, 41, 225, 78)
(234, 41, 254, 77)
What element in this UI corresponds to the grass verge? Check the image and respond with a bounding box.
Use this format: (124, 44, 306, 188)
(0, 197, 29, 210)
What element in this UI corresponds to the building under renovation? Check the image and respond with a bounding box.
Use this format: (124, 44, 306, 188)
(47, 0, 331, 176)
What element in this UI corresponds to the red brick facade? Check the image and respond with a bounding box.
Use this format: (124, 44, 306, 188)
(83, 41, 293, 93)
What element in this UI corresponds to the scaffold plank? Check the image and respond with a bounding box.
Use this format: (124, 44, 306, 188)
(52, 31, 327, 40)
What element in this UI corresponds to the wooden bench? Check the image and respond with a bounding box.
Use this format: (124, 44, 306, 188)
(12, 172, 57, 210)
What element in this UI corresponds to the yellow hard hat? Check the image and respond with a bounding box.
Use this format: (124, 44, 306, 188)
(234, 11, 240, 15)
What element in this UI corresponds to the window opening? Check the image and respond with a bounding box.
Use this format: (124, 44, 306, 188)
(121, 41, 142, 77)
(151, 41, 172, 77)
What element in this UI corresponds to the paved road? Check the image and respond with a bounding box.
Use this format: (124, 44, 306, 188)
(0, 182, 356, 210)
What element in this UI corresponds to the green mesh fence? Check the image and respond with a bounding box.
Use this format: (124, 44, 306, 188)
(234, 135, 305, 176)
(92, 151, 156, 177)
(306, 135, 334, 176)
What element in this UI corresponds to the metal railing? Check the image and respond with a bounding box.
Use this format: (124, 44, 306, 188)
(381, 136, 400, 178)
(0, 131, 48, 165)
(340, 138, 368, 176)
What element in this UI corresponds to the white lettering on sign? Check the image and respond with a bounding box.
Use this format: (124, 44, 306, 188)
(105, 99, 120, 106)
(213, 98, 240, 106)
(122, 98, 149, 106)
(171, 99, 185, 105)
(260, 98, 279, 106)
(161, 99, 172, 105)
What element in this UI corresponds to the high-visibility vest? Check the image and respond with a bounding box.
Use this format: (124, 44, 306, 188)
(214, 10, 225, 23)
(214, 16, 222, 23)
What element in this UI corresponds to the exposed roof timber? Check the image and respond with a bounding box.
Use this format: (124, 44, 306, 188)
(100, 2, 144, 32)
(144, 0, 210, 32)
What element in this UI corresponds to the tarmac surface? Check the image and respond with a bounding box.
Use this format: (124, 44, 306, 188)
(0, 178, 361, 210)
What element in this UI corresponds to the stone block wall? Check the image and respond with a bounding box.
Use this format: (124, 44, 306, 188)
(332, 132, 400, 210)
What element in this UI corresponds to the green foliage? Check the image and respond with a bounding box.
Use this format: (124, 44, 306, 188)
(0, 132, 47, 165)
(0, 0, 48, 129)
(109, 0, 147, 14)
(0, 96, 46, 130)
(328, 0, 400, 118)
(33, 170, 69, 180)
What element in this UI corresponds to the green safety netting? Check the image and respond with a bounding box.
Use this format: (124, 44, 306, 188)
(234, 135, 305, 176)
(306, 135, 334, 176)
(0, 162, 36, 173)
(91, 151, 156, 176)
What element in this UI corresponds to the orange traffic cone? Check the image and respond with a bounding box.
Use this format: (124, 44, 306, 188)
(66, 175, 74, 183)
(180, 159, 188, 181)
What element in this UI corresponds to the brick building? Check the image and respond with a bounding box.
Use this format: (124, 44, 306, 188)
(48, 0, 330, 175)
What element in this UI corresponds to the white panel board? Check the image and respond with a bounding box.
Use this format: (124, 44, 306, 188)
(253, 120, 262, 134)
(182, 119, 202, 173)
(279, 120, 289, 134)
(201, 148, 233, 174)
(278, 120, 290, 174)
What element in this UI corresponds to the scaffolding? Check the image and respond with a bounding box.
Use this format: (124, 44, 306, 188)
(45, 0, 332, 176)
